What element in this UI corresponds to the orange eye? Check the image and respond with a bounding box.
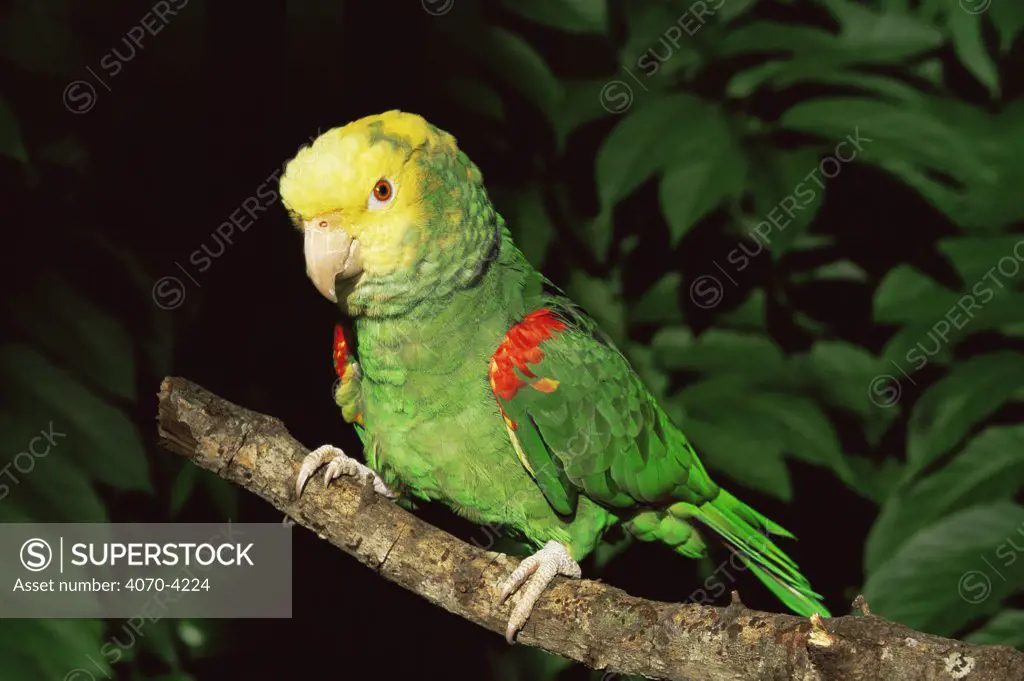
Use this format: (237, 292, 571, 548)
(372, 179, 393, 202)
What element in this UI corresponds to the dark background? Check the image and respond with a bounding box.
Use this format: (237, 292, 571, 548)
(2, 0, 1023, 679)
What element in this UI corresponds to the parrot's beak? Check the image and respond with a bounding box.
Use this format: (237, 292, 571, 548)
(303, 212, 363, 302)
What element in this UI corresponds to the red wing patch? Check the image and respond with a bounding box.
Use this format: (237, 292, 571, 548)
(489, 309, 567, 427)
(333, 324, 350, 379)
(333, 325, 364, 426)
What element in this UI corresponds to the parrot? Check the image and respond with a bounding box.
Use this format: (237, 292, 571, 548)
(279, 110, 831, 642)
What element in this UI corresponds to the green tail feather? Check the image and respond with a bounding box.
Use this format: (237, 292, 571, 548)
(676, 489, 831, 617)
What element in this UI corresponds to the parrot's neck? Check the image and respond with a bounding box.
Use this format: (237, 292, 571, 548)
(352, 234, 531, 386)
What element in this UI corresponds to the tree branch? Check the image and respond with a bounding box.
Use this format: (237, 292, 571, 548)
(157, 377, 1024, 681)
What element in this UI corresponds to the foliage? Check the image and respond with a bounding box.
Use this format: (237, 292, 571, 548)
(0, 0, 233, 668)
(431, 0, 1024, 655)
(1, 0, 1022, 680)
(0, 176, 226, 674)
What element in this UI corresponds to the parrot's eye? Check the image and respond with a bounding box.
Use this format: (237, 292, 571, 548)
(368, 178, 395, 209)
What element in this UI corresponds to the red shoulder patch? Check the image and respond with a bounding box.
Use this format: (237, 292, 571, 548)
(489, 309, 567, 419)
(333, 324, 350, 379)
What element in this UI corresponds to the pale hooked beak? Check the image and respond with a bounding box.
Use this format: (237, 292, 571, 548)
(302, 211, 363, 302)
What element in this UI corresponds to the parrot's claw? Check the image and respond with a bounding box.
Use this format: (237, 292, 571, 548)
(494, 540, 580, 644)
(295, 444, 396, 499)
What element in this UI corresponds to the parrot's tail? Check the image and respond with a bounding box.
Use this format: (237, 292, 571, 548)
(672, 489, 831, 618)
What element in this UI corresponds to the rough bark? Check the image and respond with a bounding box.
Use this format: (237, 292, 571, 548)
(156, 376, 1024, 681)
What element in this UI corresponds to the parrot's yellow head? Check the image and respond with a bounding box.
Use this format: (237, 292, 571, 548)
(280, 111, 499, 316)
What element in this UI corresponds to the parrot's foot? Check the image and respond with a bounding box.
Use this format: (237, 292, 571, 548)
(295, 444, 396, 499)
(495, 540, 581, 644)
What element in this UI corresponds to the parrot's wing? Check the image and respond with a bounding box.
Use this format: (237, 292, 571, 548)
(490, 303, 830, 618)
(489, 304, 719, 516)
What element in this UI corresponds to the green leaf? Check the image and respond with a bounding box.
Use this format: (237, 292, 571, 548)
(0, 621, 108, 680)
(493, 184, 553, 267)
(0, 406, 105, 523)
(729, 63, 928, 104)
(746, 395, 852, 481)
(795, 260, 868, 283)
(864, 502, 1024, 636)
(780, 95, 1024, 231)
(620, 2, 702, 85)
(881, 328, 947, 373)
(845, 456, 904, 505)
(583, 208, 614, 263)
(170, 464, 198, 516)
(0, 95, 27, 164)
(905, 352, 1024, 481)
(937, 235, 1024, 286)
(488, 645, 574, 681)
(651, 328, 786, 381)
(821, 0, 944, 58)
(0, 343, 151, 493)
(553, 79, 615, 148)
(22, 454, 107, 522)
(674, 374, 752, 406)
(596, 94, 717, 208)
(719, 23, 846, 58)
(0, 651, 45, 681)
(789, 234, 834, 251)
(681, 415, 792, 501)
(723, 61, 785, 100)
(882, 293, 1024, 373)
(675, 377, 849, 483)
(912, 55, 944, 83)
(746, 148, 825, 257)
(873, 265, 956, 324)
(792, 310, 831, 335)
(800, 72, 925, 104)
(444, 78, 504, 122)
(792, 341, 889, 421)
(965, 610, 1024, 649)
(501, 0, 608, 35)
(198, 470, 239, 520)
(947, 9, 999, 98)
(716, 0, 757, 24)
(716, 290, 767, 331)
(660, 139, 746, 245)
(175, 619, 230, 658)
(720, 8, 942, 63)
(477, 27, 563, 118)
(565, 269, 625, 346)
(866, 425, 1024, 574)
(630, 273, 684, 325)
(6, 271, 137, 400)
(177, 620, 206, 650)
(990, 2, 1024, 53)
(0, 502, 32, 523)
(141, 621, 182, 667)
(75, 232, 176, 377)
(878, 157, 1020, 232)
(780, 96, 984, 186)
